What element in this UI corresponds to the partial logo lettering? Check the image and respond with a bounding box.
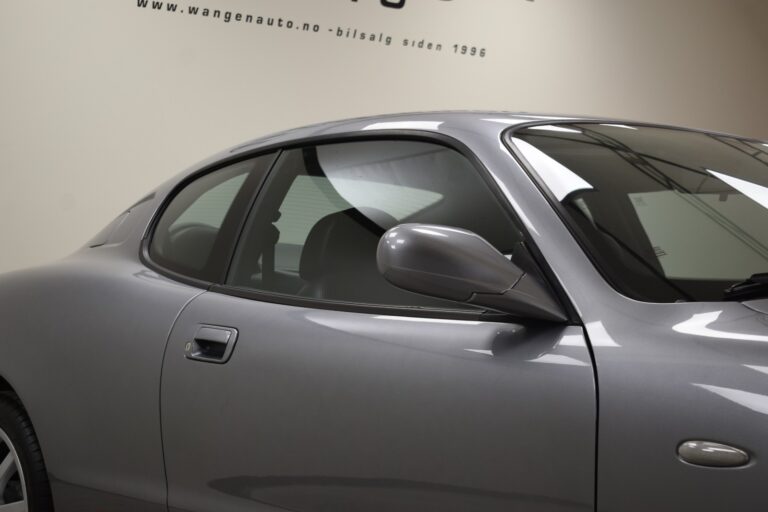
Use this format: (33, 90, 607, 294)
(380, 0, 406, 8)
(351, 0, 452, 9)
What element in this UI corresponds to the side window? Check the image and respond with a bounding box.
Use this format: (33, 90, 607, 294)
(226, 140, 523, 309)
(149, 153, 276, 282)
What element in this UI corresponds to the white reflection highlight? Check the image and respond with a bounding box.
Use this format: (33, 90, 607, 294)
(363, 121, 442, 131)
(693, 383, 768, 415)
(701, 446, 739, 455)
(520, 115, 581, 121)
(435, 226, 471, 236)
(528, 125, 582, 134)
(557, 334, 587, 347)
(489, 150, 541, 236)
(584, 321, 621, 347)
(708, 169, 768, 211)
(528, 354, 589, 367)
(745, 365, 768, 376)
(511, 137, 594, 201)
(482, 118, 519, 125)
(465, 349, 494, 357)
(413, 227, 448, 238)
(673, 311, 768, 342)
(374, 316, 483, 326)
(599, 124, 638, 130)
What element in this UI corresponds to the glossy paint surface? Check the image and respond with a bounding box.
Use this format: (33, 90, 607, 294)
(0, 112, 765, 511)
(585, 300, 768, 510)
(376, 223, 566, 321)
(0, 198, 202, 510)
(162, 292, 595, 512)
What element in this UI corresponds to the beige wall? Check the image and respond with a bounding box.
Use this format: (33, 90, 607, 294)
(1, 0, 767, 273)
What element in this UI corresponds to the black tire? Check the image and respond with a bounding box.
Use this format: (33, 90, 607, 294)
(0, 394, 54, 511)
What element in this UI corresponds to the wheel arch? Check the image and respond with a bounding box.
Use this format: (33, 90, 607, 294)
(0, 373, 17, 394)
(0, 373, 26, 409)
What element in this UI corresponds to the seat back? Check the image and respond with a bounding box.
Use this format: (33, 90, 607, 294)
(298, 207, 397, 301)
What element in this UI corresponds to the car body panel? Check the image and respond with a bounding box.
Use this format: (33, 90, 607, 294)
(744, 299, 768, 315)
(585, 300, 768, 511)
(0, 199, 203, 511)
(161, 291, 596, 512)
(497, 124, 768, 510)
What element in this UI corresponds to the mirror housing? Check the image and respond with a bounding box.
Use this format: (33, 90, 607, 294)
(376, 224, 567, 322)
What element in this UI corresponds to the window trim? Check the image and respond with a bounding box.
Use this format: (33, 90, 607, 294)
(143, 129, 578, 324)
(140, 151, 280, 290)
(225, 131, 577, 323)
(211, 284, 513, 321)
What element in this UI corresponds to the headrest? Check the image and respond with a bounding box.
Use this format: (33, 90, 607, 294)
(299, 208, 397, 281)
(166, 223, 218, 271)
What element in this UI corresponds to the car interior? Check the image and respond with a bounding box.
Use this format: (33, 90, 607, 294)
(514, 125, 768, 302)
(151, 139, 551, 311)
(226, 141, 532, 308)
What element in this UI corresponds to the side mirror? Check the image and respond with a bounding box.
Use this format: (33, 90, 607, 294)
(376, 224, 567, 322)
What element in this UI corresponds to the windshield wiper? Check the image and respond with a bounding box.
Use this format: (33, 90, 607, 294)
(724, 273, 768, 301)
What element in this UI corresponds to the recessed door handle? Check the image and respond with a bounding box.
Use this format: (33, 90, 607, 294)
(185, 326, 238, 364)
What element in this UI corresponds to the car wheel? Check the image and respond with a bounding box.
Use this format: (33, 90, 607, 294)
(0, 394, 53, 511)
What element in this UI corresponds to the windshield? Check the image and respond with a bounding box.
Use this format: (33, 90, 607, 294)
(509, 123, 768, 303)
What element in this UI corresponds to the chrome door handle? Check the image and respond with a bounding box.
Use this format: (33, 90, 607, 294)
(185, 326, 238, 364)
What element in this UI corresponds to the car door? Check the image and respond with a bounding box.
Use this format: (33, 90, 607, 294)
(160, 137, 597, 512)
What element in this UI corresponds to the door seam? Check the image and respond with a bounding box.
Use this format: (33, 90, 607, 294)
(157, 289, 207, 512)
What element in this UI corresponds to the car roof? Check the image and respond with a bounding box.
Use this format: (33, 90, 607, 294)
(226, 111, 593, 156)
(170, 110, 756, 189)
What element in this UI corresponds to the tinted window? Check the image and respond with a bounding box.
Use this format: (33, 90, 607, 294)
(227, 140, 523, 309)
(510, 124, 768, 302)
(150, 153, 276, 281)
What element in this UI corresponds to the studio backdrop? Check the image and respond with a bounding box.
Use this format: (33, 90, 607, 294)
(1, 0, 767, 273)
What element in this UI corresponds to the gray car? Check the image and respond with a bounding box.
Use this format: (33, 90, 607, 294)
(1, 112, 767, 512)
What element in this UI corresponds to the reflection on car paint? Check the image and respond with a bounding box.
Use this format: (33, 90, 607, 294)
(673, 311, 768, 343)
(207, 474, 592, 512)
(362, 121, 444, 131)
(693, 383, 768, 416)
(584, 321, 621, 347)
(527, 354, 590, 367)
(744, 364, 768, 376)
